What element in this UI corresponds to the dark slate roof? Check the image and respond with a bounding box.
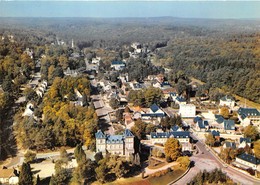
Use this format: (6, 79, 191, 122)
(237, 153, 260, 165)
(238, 107, 260, 120)
(150, 131, 190, 139)
(141, 113, 165, 117)
(133, 83, 143, 89)
(176, 96, 186, 102)
(150, 104, 160, 113)
(198, 121, 205, 129)
(111, 61, 125, 65)
(194, 116, 203, 123)
(124, 129, 134, 137)
(215, 115, 225, 124)
(107, 135, 124, 144)
(224, 141, 236, 149)
(240, 137, 251, 144)
(95, 130, 106, 139)
(211, 130, 220, 137)
(224, 120, 235, 130)
(170, 92, 177, 96)
(171, 125, 180, 132)
(198, 120, 208, 129)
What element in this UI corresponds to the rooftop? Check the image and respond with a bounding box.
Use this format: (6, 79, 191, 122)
(150, 104, 160, 113)
(224, 141, 236, 149)
(237, 153, 260, 165)
(0, 169, 16, 178)
(224, 120, 235, 130)
(215, 114, 225, 124)
(111, 61, 125, 65)
(238, 107, 260, 120)
(239, 137, 251, 144)
(151, 131, 190, 139)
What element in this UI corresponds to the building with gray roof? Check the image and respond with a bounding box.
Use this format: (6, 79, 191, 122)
(95, 129, 134, 157)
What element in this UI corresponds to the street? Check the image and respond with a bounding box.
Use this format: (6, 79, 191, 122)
(175, 133, 260, 185)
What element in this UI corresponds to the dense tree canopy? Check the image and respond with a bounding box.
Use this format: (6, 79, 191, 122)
(128, 87, 163, 107)
(164, 138, 182, 161)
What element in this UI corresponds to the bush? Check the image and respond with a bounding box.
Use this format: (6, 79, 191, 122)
(24, 150, 36, 163)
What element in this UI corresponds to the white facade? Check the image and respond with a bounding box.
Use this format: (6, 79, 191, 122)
(179, 104, 196, 118)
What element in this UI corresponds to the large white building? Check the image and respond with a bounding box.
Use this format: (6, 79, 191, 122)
(179, 104, 196, 118)
(219, 96, 235, 109)
(95, 129, 135, 157)
(237, 107, 260, 129)
(235, 153, 260, 171)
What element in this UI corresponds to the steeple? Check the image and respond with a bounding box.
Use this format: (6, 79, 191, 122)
(71, 39, 74, 48)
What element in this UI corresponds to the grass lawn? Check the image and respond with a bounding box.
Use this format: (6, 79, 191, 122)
(234, 94, 260, 110)
(105, 177, 151, 185)
(148, 167, 185, 185)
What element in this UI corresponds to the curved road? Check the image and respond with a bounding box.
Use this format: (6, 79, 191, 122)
(175, 133, 260, 185)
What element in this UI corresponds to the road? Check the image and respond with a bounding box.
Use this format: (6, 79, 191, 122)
(175, 133, 260, 185)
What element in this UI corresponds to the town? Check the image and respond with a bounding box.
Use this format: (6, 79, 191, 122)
(0, 30, 260, 185)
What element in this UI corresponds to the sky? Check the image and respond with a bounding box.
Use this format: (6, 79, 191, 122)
(0, 1, 260, 19)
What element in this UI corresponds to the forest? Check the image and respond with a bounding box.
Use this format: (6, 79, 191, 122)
(1, 17, 259, 103)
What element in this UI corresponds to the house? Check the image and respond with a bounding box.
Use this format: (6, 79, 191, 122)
(238, 137, 252, 148)
(171, 125, 182, 132)
(213, 114, 225, 128)
(195, 120, 209, 132)
(111, 61, 126, 70)
(0, 169, 19, 184)
(237, 107, 260, 129)
(71, 89, 84, 106)
(193, 116, 202, 124)
(224, 120, 235, 134)
(211, 130, 220, 141)
(150, 131, 192, 151)
(129, 82, 144, 90)
(124, 112, 135, 129)
(223, 141, 236, 149)
(95, 129, 134, 157)
(179, 104, 196, 118)
(22, 102, 34, 117)
(219, 95, 235, 109)
(175, 96, 186, 105)
(235, 153, 260, 171)
(141, 104, 165, 122)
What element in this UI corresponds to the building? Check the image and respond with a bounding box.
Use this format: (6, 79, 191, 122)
(235, 153, 260, 171)
(237, 107, 260, 129)
(95, 129, 134, 157)
(224, 120, 235, 134)
(175, 96, 186, 105)
(111, 61, 126, 70)
(179, 104, 196, 118)
(223, 141, 236, 149)
(0, 169, 19, 184)
(141, 104, 165, 122)
(219, 95, 235, 109)
(238, 137, 252, 148)
(211, 130, 220, 141)
(149, 131, 192, 151)
(195, 120, 209, 132)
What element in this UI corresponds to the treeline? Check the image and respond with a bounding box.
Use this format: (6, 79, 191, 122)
(14, 76, 97, 151)
(164, 33, 260, 103)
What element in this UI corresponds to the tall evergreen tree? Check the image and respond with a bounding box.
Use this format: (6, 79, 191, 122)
(19, 162, 33, 185)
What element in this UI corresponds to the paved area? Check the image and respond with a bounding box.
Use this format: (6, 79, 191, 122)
(175, 133, 260, 185)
